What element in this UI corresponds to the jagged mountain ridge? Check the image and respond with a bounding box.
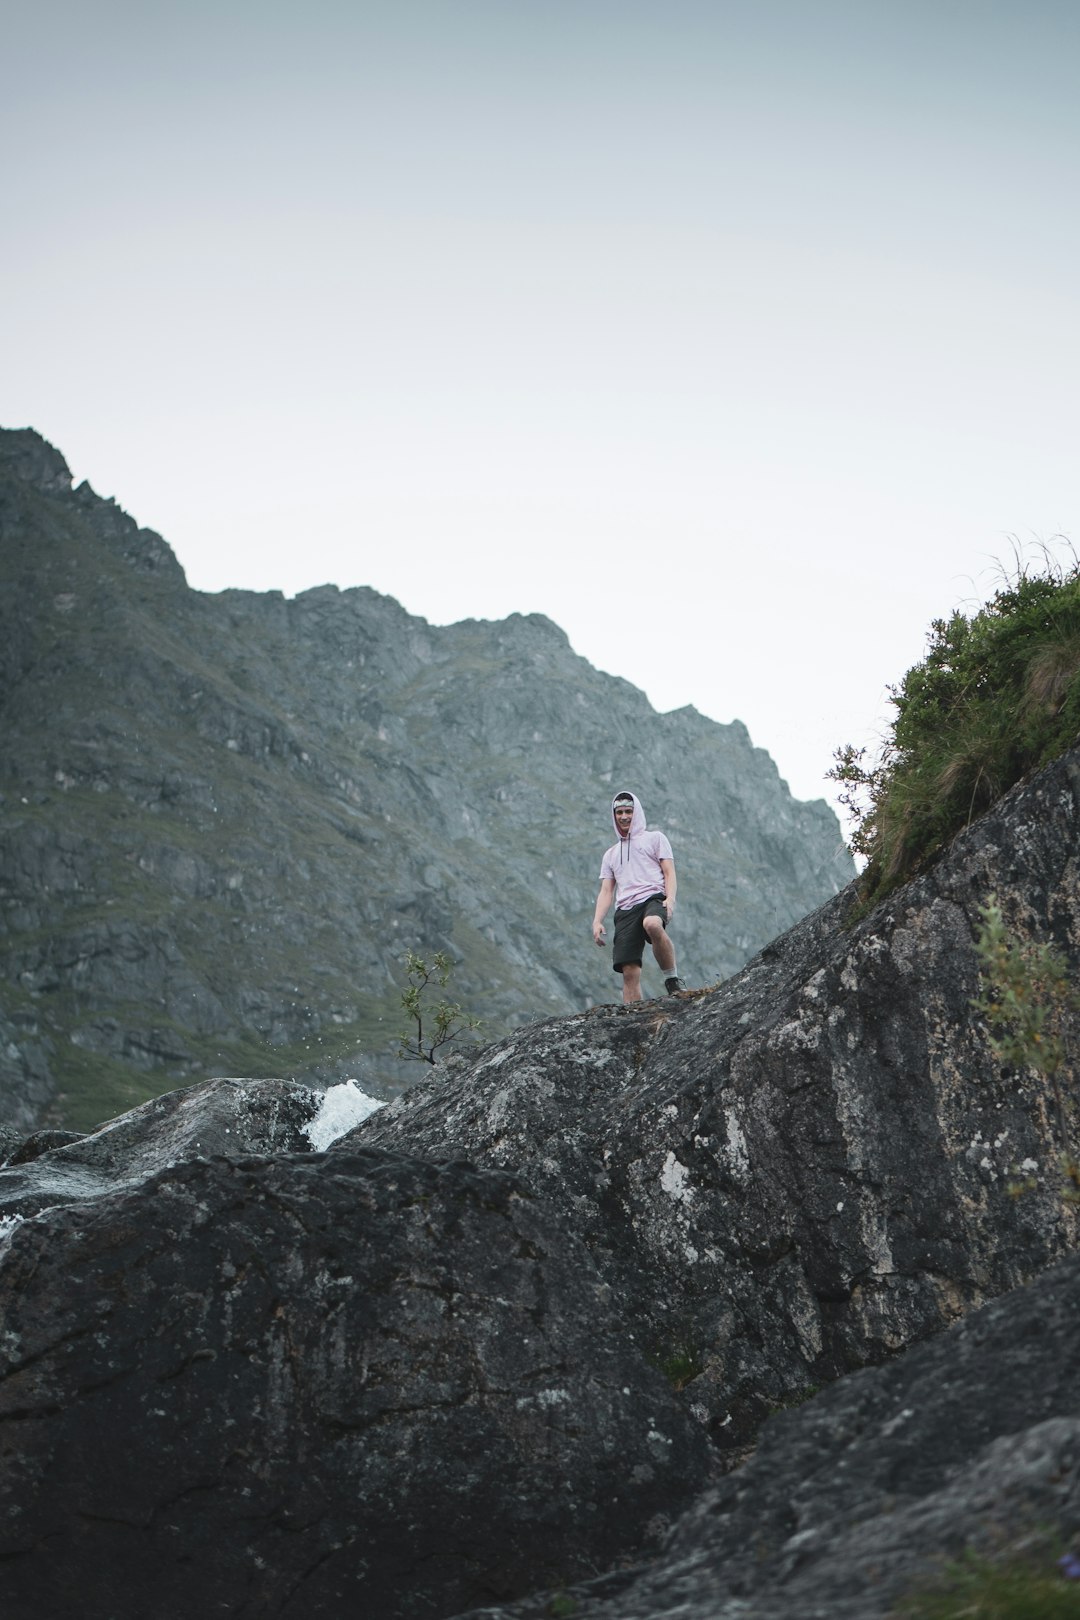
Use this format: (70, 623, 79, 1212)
(0, 427, 851, 1130)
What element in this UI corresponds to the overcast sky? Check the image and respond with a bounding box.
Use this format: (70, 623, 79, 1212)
(5, 0, 1078, 821)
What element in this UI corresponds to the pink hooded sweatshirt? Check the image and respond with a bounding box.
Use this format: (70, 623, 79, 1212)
(599, 791, 674, 912)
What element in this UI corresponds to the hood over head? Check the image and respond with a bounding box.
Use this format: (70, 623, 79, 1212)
(611, 790, 646, 840)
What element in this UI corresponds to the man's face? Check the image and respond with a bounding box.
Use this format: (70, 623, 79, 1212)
(614, 801, 634, 837)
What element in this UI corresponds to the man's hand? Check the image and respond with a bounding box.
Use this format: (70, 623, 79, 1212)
(592, 877, 615, 949)
(659, 860, 677, 923)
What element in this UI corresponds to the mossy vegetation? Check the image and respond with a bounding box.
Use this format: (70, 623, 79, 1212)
(46, 1048, 171, 1134)
(972, 894, 1080, 1200)
(648, 1332, 704, 1391)
(894, 1548, 1080, 1618)
(832, 556, 1080, 910)
(767, 1381, 823, 1414)
(546, 1597, 579, 1619)
(47, 1013, 394, 1134)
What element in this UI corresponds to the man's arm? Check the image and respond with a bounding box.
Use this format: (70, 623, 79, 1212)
(592, 876, 616, 945)
(660, 858, 677, 921)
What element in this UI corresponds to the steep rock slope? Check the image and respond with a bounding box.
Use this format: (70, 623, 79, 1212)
(0, 427, 851, 1130)
(351, 741, 1080, 1453)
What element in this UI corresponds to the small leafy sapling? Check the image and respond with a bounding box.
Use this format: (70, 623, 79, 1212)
(972, 895, 1080, 1198)
(396, 950, 481, 1066)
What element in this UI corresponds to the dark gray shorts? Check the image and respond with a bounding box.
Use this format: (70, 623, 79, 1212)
(612, 893, 668, 972)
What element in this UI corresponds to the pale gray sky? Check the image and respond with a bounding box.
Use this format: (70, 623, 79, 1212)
(5, 0, 1078, 818)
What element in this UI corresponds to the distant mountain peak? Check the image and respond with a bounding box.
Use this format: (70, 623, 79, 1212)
(0, 428, 853, 1131)
(0, 427, 72, 495)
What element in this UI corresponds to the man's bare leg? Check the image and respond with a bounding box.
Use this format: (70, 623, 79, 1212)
(643, 917, 675, 975)
(621, 963, 643, 1004)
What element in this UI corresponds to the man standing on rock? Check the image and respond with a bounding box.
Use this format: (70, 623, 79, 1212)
(592, 790, 686, 1003)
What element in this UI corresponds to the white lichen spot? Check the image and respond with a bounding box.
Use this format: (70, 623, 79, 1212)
(801, 968, 828, 1003)
(1020, 1157, 1039, 1173)
(836, 1201, 844, 1213)
(486, 1089, 512, 1129)
(660, 1152, 693, 1204)
(772, 1018, 821, 1053)
(684, 1243, 699, 1263)
(880, 1406, 915, 1437)
(840, 963, 859, 992)
(723, 1108, 750, 1176)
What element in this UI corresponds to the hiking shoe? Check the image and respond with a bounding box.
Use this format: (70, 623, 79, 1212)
(665, 976, 687, 995)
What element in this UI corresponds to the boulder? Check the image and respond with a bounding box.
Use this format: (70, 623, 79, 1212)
(0, 1076, 316, 1217)
(451, 1246, 1080, 1619)
(4, 1128, 85, 1165)
(0, 1148, 713, 1620)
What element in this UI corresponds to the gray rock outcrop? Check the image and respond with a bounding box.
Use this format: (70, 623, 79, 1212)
(0, 1131, 713, 1620)
(0, 1075, 314, 1215)
(0, 426, 851, 1132)
(454, 1247, 1080, 1619)
(347, 742, 1080, 1454)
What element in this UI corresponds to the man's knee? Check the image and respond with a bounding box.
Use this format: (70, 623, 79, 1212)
(642, 916, 666, 942)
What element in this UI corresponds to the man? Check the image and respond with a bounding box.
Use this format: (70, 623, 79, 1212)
(592, 790, 686, 1004)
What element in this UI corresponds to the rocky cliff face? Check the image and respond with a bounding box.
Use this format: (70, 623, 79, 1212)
(1, 740, 1079, 1618)
(349, 741, 1080, 1456)
(0, 427, 851, 1132)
